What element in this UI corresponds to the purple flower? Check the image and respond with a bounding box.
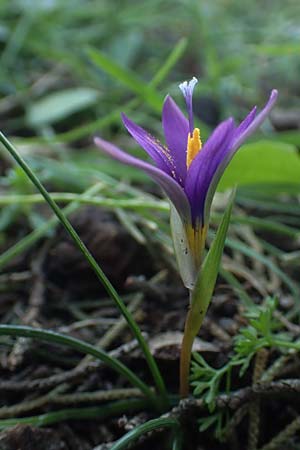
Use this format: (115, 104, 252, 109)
(94, 79, 277, 287)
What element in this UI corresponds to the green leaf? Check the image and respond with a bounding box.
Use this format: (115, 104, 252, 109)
(26, 88, 100, 127)
(0, 399, 147, 430)
(189, 190, 235, 336)
(0, 325, 154, 401)
(109, 417, 179, 450)
(87, 47, 163, 112)
(199, 414, 219, 432)
(217, 140, 300, 192)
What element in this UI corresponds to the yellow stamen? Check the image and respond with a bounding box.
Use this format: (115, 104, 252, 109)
(186, 128, 202, 169)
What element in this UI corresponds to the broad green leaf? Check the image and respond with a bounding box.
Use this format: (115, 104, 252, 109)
(217, 140, 300, 192)
(26, 88, 100, 127)
(87, 47, 162, 112)
(189, 190, 235, 337)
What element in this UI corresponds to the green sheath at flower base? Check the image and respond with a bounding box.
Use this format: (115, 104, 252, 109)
(180, 190, 235, 397)
(190, 189, 235, 335)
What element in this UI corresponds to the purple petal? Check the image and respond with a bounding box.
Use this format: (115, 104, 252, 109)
(184, 118, 236, 225)
(94, 136, 191, 222)
(121, 113, 178, 180)
(162, 95, 189, 184)
(234, 106, 257, 138)
(203, 89, 278, 223)
(231, 89, 278, 151)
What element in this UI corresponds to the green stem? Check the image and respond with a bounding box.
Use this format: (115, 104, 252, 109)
(272, 339, 300, 350)
(179, 309, 195, 398)
(179, 291, 209, 397)
(0, 193, 168, 211)
(0, 399, 147, 430)
(172, 428, 184, 450)
(0, 131, 168, 407)
(0, 325, 155, 402)
(110, 417, 180, 450)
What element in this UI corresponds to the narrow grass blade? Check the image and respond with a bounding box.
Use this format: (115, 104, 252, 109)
(87, 48, 162, 112)
(226, 237, 300, 299)
(110, 417, 180, 450)
(0, 325, 155, 402)
(0, 399, 147, 430)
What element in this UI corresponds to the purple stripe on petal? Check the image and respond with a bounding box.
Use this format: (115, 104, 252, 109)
(121, 113, 176, 179)
(94, 136, 191, 223)
(162, 95, 189, 184)
(184, 118, 235, 225)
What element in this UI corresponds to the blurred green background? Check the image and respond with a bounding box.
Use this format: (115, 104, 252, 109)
(1, 0, 299, 135)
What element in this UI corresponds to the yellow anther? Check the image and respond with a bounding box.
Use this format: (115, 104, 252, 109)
(186, 128, 202, 168)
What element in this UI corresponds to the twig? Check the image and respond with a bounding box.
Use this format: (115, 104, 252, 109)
(52, 388, 145, 406)
(0, 337, 142, 392)
(259, 416, 300, 450)
(0, 271, 31, 286)
(0, 388, 144, 419)
(225, 404, 249, 440)
(203, 316, 231, 344)
(261, 352, 296, 383)
(0, 385, 67, 418)
(248, 349, 269, 450)
(75, 294, 143, 371)
(170, 378, 300, 418)
(23, 242, 50, 326)
(273, 311, 300, 335)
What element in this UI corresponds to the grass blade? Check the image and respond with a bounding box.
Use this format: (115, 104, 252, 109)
(0, 325, 155, 401)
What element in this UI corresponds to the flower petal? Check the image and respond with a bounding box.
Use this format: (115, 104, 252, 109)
(203, 89, 278, 223)
(121, 113, 177, 180)
(234, 106, 257, 138)
(232, 89, 278, 151)
(162, 95, 189, 184)
(184, 118, 236, 225)
(94, 136, 191, 222)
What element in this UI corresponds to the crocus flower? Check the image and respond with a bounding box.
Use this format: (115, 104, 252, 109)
(94, 79, 277, 288)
